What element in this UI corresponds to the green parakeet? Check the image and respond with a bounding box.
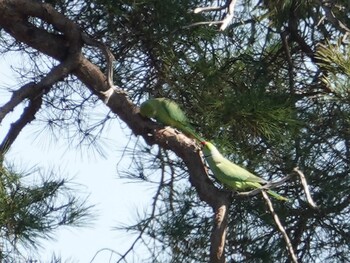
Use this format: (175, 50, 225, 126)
(140, 98, 204, 142)
(201, 141, 288, 201)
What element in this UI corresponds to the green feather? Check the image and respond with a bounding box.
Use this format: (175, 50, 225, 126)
(202, 141, 288, 201)
(140, 98, 204, 142)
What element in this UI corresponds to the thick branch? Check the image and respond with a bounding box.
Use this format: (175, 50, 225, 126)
(210, 203, 229, 263)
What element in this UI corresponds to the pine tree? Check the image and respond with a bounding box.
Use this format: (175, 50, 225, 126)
(0, 158, 93, 261)
(0, 0, 349, 262)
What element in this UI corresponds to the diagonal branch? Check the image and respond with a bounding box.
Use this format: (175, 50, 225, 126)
(261, 190, 299, 263)
(318, 0, 350, 35)
(0, 54, 81, 124)
(0, 54, 81, 154)
(0, 95, 42, 155)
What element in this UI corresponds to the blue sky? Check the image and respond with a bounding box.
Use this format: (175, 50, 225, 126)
(0, 54, 156, 262)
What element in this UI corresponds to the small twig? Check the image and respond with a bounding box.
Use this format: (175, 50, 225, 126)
(191, 0, 238, 31)
(220, 0, 237, 31)
(89, 248, 125, 263)
(183, 21, 223, 29)
(261, 190, 299, 263)
(280, 31, 295, 93)
(264, 174, 292, 189)
(81, 33, 117, 103)
(293, 167, 318, 209)
(194, 5, 227, 14)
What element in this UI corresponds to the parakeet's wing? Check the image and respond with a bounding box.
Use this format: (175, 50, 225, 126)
(216, 158, 267, 184)
(146, 98, 204, 141)
(161, 99, 189, 124)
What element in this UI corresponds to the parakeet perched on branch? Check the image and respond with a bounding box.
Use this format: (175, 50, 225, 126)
(140, 98, 204, 142)
(201, 141, 288, 201)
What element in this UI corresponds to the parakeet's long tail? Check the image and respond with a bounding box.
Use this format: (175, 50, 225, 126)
(267, 190, 289, 201)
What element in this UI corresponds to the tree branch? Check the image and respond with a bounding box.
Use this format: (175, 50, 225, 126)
(81, 33, 117, 103)
(219, 0, 238, 31)
(293, 167, 318, 209)
(194, 5, 227, 14)
(0, 82, 36, 123)
(183, 20, 223, 29)
(0, 95, 42, 155)
(319, 0, 350, 35)
(210, 203, 229, 263)
(192, 0, 238, 31)
(261, 190, 299, 263)
(0, 53, 81, 124)
(0, 53, 82, 154)
(0, 0, 82, 154)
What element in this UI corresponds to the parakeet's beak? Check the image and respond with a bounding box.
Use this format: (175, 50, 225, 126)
(201, 141, 207, 146)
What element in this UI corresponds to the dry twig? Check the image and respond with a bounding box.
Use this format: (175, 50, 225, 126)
(261, 190, 299, 263)
(191, 0, 238, 31)
(82, 33, 118, 103)
(293, 167, 318, 209)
